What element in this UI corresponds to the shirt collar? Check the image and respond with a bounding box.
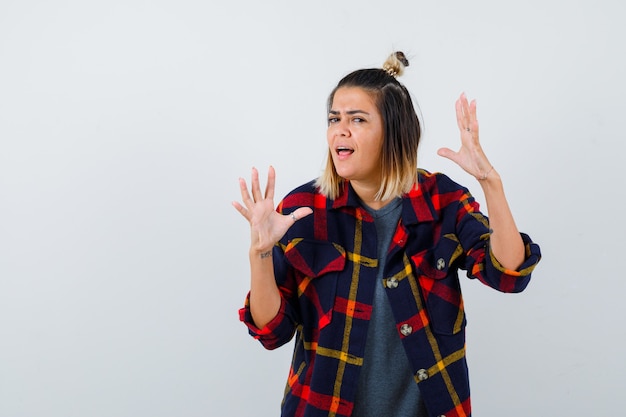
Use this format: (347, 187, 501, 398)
(401, 178, 437, 224)
(330, 174, 437, 224)
(331, 181, 362, 210)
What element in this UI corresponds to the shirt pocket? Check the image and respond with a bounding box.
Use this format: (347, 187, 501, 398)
(284, 238, 346, 330)
(410, 233, 467, 335)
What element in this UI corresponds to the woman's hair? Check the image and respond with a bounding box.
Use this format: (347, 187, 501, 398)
(316, 51, 422, 201)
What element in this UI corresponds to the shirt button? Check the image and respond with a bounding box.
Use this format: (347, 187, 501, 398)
(400, 323, 413, 336)
(386, 277, 399, 289)
(416, 368, 429, 381)
(436, 258, 446, 270)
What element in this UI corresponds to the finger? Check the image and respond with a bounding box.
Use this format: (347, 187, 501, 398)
(469, 99, 480, 139)
(469, 98, 477, 118)
(250, 167, 263, 202)
(286, 207, 313, 224)
(294, 207, 313, 220)
(455, 96, 465, 131)
(231, 201, 250, 220)
(265, 165, 276, 201)
(437, 147, 460, 164)
(456, 94, 471, 133)
(459, 92, 469, 111)
(460, 93, 471, 127)
(238, 177, 254, 209)
(471, 119, 480, 141)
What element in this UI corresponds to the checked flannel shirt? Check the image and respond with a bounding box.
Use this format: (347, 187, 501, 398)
(240, 169, 541, 417)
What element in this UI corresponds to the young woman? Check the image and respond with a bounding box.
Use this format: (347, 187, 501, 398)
(233, 52, 541, 417)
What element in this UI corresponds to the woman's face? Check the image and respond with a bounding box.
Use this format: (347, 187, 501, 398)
(327, 87, 384, 189)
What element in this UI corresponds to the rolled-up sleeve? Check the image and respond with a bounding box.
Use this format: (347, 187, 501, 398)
(239, 293, 298, 350)
(467, 232, 542, 293)
(238, 244, 300, 350)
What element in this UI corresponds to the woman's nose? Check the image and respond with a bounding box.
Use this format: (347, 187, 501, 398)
(336, 120, 350, 137)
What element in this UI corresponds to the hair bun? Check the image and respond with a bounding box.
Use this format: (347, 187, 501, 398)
(382, 51, 409, 77)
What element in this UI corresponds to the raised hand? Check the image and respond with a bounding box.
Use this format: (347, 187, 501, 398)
(232, 166, 313, 254)
(437, 93, 494, 181)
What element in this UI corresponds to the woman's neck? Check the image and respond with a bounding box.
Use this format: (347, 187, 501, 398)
(351, 181, 393, 210)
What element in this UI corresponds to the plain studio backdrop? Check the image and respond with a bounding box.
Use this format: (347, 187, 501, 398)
(0, 0, 623, 416)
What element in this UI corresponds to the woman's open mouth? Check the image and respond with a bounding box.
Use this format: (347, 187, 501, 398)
(336, 146, 354, 156)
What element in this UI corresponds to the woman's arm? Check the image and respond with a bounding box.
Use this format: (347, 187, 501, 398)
(232, 166, 312, 328)
(438, 93, 524, 270)
(475, 169, 525, 270)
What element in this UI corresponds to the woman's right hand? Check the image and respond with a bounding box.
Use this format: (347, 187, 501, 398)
(232, 166, 313, 254)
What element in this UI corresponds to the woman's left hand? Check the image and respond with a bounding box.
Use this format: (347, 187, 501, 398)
(437, 93, 494, 181)
(439, 93, 525, 270)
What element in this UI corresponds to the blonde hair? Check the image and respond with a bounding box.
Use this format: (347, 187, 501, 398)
(316, 51, 421, 201)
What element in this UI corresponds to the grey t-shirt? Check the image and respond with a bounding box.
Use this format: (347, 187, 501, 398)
(352, 198, 427, 417)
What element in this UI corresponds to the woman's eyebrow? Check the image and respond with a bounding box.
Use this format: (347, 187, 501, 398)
(328, 109, 370, 115)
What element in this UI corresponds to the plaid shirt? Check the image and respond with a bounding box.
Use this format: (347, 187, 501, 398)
(240, 169, 541, 417)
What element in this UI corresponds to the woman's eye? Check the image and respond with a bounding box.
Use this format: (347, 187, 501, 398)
(353, 117, 364, 123)
(328, 117, 339, 124)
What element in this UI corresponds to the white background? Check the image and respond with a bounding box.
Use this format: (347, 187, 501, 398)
(0, 1, 623, 416)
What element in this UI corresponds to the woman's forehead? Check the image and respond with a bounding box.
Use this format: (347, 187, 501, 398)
(330, 87, 377, 111)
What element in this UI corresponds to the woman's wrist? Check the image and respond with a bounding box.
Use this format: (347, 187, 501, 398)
(477, 165, 494, 181)
(477, 167, 502, 189)
(250, 247, 274, 260)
